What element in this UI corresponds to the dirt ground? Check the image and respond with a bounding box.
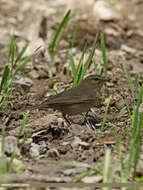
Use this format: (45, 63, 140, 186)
(0, 0, 143, 189)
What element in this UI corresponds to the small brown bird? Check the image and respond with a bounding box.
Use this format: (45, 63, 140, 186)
(31, 75, 106, 117)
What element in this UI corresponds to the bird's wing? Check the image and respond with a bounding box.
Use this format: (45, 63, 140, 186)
(48, 95, 94, 105)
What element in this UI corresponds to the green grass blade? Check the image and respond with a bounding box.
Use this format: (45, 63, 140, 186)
(129, 110, 143, 179)
(18, 111, 29, 142)
(122, 57, 135, 97)
(133, 137, 141, 179)
(4, 79, 12, 94)
(122, 91, 131, 118)
(127, 105, 138, 173)
(72, 49, 85, 87)
(132, 105, 138, 139)
(14, 55, 32, 77)
(49, 10, 71, 56)
(71, 26, 78, 48)
(101, 34, 107, 76)
(72, 168, 102, 183)
(137, 176, 143, 183)
(137, 84, 143, 107)
(132, 85, 143, 178)
(15, 43, 29, 64)
(102, 96, 111, 129)
(63, 26, 77, 47)
(102, 149, 111, 190)
(1, 127, 6, 153)
(8, 35, 15, 66)
(19, 130, 32, 149)
(78, 37, 98, 84)
(131, 85, 143, 136)
(0, 65, 10, 94)
(6, 152, 16, 172)
(118, 107, 126, 120)
(69, 54, 76, 78)
(135, 74, 140, 95)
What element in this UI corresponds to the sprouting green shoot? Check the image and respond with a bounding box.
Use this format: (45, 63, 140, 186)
(18, 111, 29, 144)
(122, 91, 131, 119)
(103, 149, 111, 186)
(78, 38, 98, 84)
(122, 56, 135, 97)
(127, 84, 143, 178)
(71, 26, 78, 48)
(49, 10, 72, 59)
(101, 34, 107, 76)
(135, 73, 141, 96)
(72, 167, 102, 183)
(136, 83, 143, 107)
(6, 152, 16, 173)
(102, 95, 111, 129)
(0, 36, 38, 110)
(8, 35, 15, 69)
(15, 43, 29, 65)
(72, 46, 86, 87)
(19, 130, 32, 149)
(0, 125, 16, 174)
(0, 65, 10, 94)
(13, 54, 32, 77)
(118, 107, 126, 120)
(63, 25, 78, 48)
(69, 35, 98, 87)
(1, 127, 6, 154)
(133, 112, 143, 179)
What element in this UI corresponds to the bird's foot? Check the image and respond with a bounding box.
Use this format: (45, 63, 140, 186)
(83, 114, 102, 130)
(63, 114, 72, 126)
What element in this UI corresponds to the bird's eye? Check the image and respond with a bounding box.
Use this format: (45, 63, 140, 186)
(93, 77, 99, 81)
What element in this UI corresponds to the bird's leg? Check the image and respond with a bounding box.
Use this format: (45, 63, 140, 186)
(85, 111, 89, 117)
(85, 110, 97, 118)
(83, 110, 102, 128)
(82, 112, 90, 125)
(63, 114, 71, 126)
(89, 108, 99, 120)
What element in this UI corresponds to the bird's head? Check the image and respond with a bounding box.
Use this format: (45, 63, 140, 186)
(83, 75, 107, 87)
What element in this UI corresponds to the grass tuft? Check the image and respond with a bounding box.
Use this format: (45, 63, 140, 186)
(0, 36, 38, 111)
(69, 35, 98, 87)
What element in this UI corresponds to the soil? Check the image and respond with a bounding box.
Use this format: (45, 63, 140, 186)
(0, 0, 143, 189)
